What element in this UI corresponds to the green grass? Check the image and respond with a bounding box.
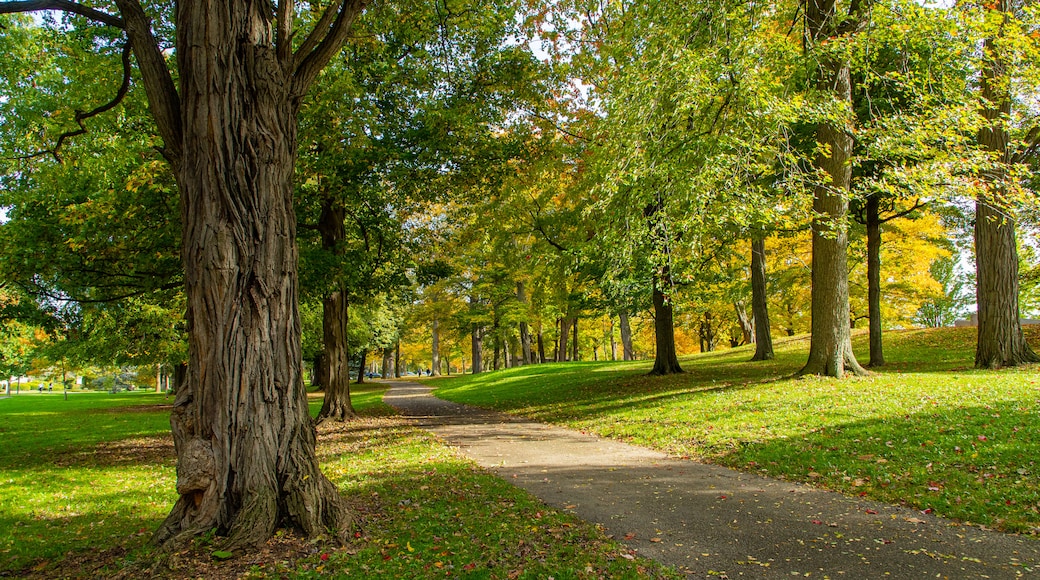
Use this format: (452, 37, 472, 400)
(0, 391, 175, 574)
(0, 386, 671, 578)
(431, 326, 1040, 535)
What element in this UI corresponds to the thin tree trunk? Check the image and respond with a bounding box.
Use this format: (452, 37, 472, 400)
(395, 342, 402, 378)
(734, 301, 753, 346)
(311, 354, 325, 390)
(471, 325, 483, 374)
(431, 318, 441, 376)
(610, 317, 618, 361)
(537, 324, 546, 363)
(493, 315, 502, 371)
(865, 194, 885, 367)
(355, 350, 366, 385)
(974, 1, 1039, 368)
(750, 237, 775, 361)
(518, 283, 532, 365)
(571, 317, 579, 361)
(619, 312, 634, 361)
(799, 0, 867, 377)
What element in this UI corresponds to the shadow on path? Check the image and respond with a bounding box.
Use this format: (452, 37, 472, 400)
(384, 381, 1039, 579)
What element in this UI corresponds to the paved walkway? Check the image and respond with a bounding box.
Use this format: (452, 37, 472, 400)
(384, 382, 1040, 579)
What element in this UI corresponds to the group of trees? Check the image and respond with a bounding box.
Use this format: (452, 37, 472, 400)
(0, 0, 1037, 555)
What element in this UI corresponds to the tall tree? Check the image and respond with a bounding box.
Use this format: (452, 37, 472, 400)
(0, 0, 367, 549)
(799, 0, 869, 377)
(972, 0, 1039, 368)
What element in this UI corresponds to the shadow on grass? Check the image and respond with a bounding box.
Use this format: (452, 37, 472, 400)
(714, 400, 1040, 534)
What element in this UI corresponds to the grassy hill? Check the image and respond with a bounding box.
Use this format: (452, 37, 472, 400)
(431, 326, 1040, 535)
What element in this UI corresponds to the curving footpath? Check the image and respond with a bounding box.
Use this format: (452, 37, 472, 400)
(384, 381, 1040, 579)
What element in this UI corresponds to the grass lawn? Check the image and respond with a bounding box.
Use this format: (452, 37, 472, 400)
(0, 386, 671, 578)
(431, 326, 1040, 536)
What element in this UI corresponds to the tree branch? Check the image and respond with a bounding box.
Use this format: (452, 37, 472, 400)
(112, 0, 182, 167)
(12, 42, 133, 163)
(276, 0, 295, 66)
(0, 0, 124, 28)
(878, 197, 926, 224)
(292, 0, 368, 97)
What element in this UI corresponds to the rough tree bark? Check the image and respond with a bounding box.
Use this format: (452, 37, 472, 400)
(316, 199, 354, 422)
(974, 1, 1039, 369)
(619, 312, 634, 361)
(750, 237, 774, 361)
(536, 324, 546, 363)
(799, 0, 868, 377)
(125, 0, 365, 549)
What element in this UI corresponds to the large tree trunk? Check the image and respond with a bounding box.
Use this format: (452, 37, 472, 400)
(649, 284, 683, 375)
(619, 312, 634, 361)
(471, 325, 483, 374)
(558, 317, 572, 362)
(316, 198, 354, 422)
(799, 0, 867, 377)
(154, 2, 352, 549)
(974, 2, 1039, 369)
(316, 289, 355, 421)
(865, 194, 885, 367)
(750, 237, 774, 361)
(431, 318, 441, 376)
(381, 349, 393, 379)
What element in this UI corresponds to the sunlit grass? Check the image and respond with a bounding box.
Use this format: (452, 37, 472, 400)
(432, 326, 1040, 535)
(1, 384, 671, 578)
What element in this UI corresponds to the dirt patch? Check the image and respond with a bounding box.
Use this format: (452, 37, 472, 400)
(102, 404, 173, 414)
(13, 530, 333, 580)
(53, 435, 176, 468)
